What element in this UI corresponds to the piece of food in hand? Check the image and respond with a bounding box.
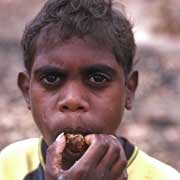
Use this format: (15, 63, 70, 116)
(65, 133, 88, 154)
(62, 133, 89, 170)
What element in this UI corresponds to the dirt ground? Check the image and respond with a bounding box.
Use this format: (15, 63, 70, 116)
(0, 0, 180, 170)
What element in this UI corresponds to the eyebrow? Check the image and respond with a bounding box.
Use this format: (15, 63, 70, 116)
(34, 65, 65, 76)
(82, 64, 117, 75)
(33, 64, 117, 78)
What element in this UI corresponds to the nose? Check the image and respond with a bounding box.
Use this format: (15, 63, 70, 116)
(59, 98, 89, 112)
(58, 83, 89, 112)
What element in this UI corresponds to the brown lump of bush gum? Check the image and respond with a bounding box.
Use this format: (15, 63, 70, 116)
(65, 133, 89, 154)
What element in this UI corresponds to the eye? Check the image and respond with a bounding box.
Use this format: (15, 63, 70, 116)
(40, 74, 62, 87)
(88, 73, 111, 86)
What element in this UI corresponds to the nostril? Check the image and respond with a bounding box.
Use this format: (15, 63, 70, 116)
(77, 106, 84, 110)
(62, 105, 85, 112)
(62, 105, 69, 110)
(59, 100, 88, 112)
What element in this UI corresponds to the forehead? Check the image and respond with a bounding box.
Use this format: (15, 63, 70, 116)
(33, 37, 122, 70)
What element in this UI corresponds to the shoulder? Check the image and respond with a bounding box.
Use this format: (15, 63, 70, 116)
(128, 147, 180, 180)
(0, 138, 41, 180)
(0, 138, 40, 159)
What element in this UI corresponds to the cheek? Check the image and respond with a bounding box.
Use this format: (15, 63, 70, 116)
(94, 87, 127, 133)
(29, 85, 56, 138)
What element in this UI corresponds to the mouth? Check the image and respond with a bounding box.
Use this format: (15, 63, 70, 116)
(54, 127, 100, 140)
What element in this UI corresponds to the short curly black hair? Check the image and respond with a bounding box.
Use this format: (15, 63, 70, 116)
(21, 0, 136, 75)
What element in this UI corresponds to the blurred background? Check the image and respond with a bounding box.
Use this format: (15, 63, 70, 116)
(0, 0, 180, 170)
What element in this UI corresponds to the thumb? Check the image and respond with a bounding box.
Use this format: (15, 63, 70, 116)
(46, 133, 66, 176)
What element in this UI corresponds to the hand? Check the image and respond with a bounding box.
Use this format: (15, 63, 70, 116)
(44, 133, 128, 180)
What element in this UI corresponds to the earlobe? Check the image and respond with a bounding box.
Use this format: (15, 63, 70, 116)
(17, 72, 31, 110)
(125, 95, 132, 110)
(125, 71, 138, 110)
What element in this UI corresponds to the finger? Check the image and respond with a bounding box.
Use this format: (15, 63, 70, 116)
(119, 170, 128, 180)
(107, 137, 127, 179)
(95, 135, 124, 180)
(45, 133, 66, 176)
(96, 140, 120, 174)
(110, 152, 127, 179)
(72, 134, 109, 169)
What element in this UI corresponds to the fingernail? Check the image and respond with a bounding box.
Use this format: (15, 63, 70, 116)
(110, 135, 117, 140)
(56, 132, 64, 142)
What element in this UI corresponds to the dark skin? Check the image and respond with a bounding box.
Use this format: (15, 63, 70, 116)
(18, 37, 138, 180)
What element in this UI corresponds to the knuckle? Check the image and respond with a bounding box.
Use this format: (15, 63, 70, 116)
(112, 145, 120, 154)
(93, 136, 109, 149)
(45, 168, 57, 179)
(71, 167, 88, 178)
(93, 134, 104, 142)
(46, 142, 61, 158)
(46, 144, 56, 155)
(112, 146, 120, 159)
(120, 159, 127, 168)
(57, 172, 68, 180)
(90, 134, 99, 144)
(114, 159, 127, 173)
(120, 171, 128, 180)
(99, 140, 109, 150)
(93, 135, 99, 143)
(124, 172, 128, 180)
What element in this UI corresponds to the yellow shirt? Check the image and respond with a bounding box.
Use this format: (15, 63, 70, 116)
(0, 138, 179, 179)
(128, 147, 180, 180)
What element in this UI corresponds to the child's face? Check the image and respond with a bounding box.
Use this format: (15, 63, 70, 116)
(19, 37, 136, 145)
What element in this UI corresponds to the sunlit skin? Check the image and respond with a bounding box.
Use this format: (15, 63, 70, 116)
(18, 37, 138, 180)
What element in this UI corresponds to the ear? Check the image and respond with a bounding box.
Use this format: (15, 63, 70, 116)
(17, 71, 31, 110)
(125, 71, 138, 110)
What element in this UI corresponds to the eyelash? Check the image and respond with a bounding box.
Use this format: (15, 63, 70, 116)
(87, 72, 112, 87)
(38, 72, 112, 89)
(39, 73, 63, 87)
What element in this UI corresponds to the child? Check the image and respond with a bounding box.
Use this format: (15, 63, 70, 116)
(0, 0, 179, 179)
